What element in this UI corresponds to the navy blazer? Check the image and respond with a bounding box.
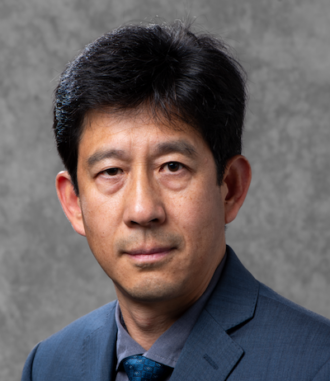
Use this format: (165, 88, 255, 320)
(22, 246, 330, 380)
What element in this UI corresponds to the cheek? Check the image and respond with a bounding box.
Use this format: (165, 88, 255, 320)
(79, 192, 122, 255)
(168, 185, 224, 251)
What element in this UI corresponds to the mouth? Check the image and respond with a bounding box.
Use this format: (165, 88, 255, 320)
(123, 246, 175, 263)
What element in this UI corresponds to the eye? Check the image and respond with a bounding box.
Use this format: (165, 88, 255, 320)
(102, 167, 123, 176)
(165, 162, 183, 172)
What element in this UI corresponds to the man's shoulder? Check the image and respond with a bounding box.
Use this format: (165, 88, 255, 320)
(257, 281, 330, 331)
(22, 301, 117, 381)
(41, 300, 117, 347)
(222, 246, 330, 335)
(207, 249, 330, 380)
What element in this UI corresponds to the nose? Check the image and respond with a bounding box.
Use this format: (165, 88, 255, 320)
(123, 169, 166, 228)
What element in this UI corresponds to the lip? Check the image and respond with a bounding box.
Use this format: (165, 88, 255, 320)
(124, 246, 174, 262)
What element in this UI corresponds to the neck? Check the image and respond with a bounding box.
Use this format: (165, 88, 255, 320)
(116, 291, 200, 350)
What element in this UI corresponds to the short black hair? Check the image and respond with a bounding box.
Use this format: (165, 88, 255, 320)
(53, 20, 246, 194)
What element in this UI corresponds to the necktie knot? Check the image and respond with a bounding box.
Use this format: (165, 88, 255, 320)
(122, 355, 171, 381)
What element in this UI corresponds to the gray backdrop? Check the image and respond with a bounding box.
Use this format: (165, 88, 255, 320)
(1, 0, 330, 380)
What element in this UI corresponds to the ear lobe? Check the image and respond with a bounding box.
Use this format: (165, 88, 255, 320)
(55, 171, 86, 236)
(222, 155, 251, 224)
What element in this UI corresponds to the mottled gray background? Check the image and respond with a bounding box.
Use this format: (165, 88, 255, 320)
(1, 0, 330, 379)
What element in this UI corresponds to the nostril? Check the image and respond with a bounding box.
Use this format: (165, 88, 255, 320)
(129, 217, 159, 226)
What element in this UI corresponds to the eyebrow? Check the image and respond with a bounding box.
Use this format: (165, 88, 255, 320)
(87, 140, 197, 168)
(87, 149, 126, 167)
(153, 140, 198, 159)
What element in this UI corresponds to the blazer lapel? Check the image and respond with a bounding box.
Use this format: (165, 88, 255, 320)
(82, 303, 118, 381)
(171, 246, 259, 381)
(206, 246, 259, 331)
(170, 309, 244, 381)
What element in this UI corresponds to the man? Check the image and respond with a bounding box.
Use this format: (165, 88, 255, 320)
(22, 21, 330, 380)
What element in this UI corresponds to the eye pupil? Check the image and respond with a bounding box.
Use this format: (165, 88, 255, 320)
(106, 168, 119, 175)
(168, 162, 180, 172)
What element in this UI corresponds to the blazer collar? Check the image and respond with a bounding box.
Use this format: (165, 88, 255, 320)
(82, 303, 118, 381)
(206, 245, 259, 331)
(170, 245, 259, 381)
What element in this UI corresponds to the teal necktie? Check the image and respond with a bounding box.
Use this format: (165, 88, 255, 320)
(122, 355, 171, 381)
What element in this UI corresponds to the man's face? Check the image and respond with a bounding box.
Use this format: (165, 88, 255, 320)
(75, 110, 226, 305)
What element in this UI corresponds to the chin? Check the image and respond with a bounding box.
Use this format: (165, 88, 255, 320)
(117, 277, 183, 303)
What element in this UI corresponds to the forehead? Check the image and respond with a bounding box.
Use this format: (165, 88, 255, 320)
(79, 109, 210, 157)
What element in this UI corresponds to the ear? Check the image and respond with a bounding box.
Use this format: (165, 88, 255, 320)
(55, 171, 86, 236)
(221, 155, 252, 224)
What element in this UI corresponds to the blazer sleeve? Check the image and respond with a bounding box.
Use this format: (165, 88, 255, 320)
(21, 343, 41, 381)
